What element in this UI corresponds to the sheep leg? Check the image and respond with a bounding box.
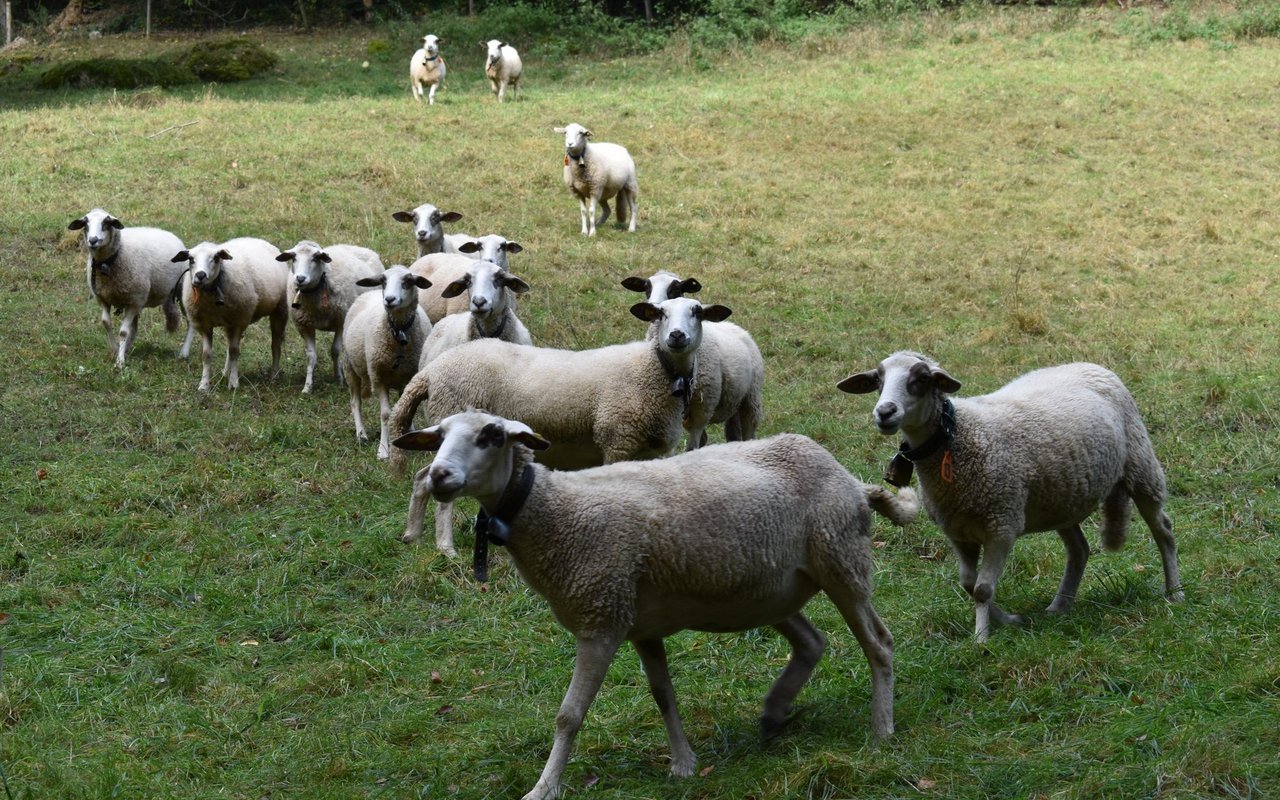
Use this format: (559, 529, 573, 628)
(115, 307, 140, 368)
(198, 328, 215, 392)
(577, 198, 590, 236)
(401, 465, 432, 543)
(162, 292, 181, 334)
(633, 638, 696, 777)
(434, 500, 457, 557)
(760, 613, 826, 740)
(596, 198, 612, 231)
(1134, 495, 1184, 602)
(224, 326, 243, 390)
(972, 534, 1023, 642)
(827, 588, 895, 738)
(301, 327, 318, 394)
(952, 540, 981, 598)
(428, 83, 437, 105)
(586, 197, 599, 237)
(98, 302, 114, 353)
(179, 320, 194, 360)
(330, 332, 345, 388)
(1046, 525, 1089, 613)
(523, 635, 624, 800)
(683, 424, 706, 452)
(376, 385, 393, 459)
(627, 190, 637, 232)
(348, 374, 368, 444)
(269, 309, 287, 380)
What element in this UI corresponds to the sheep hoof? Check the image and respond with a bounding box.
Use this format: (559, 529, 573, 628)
(399, 531, 419, 544)
(1167, 589, 1185, 603)
(760, 710, 798, 742)
(669, 755, 696, 779)
(1044, 599, 1073, 614)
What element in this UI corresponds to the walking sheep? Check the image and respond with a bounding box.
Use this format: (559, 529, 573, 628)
(342, 265, 433, 459)
(555, 123, 638, 236)
(391, 203, 464, 259)
(276, 240, 384, 394)
(173, 238, 288, 392)
(409, 34, 446, 105)
(393, 410, 918, 799)
(837, 351, 1184, 642)
(483, 39, 521, 102)
(69, 208, 192, 367)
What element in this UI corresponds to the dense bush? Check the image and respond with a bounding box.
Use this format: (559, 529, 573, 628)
(172, 38, 279, 82)
(36, 57, 196, 89)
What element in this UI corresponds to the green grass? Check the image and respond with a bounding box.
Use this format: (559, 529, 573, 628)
(2, 5, 1279, 798)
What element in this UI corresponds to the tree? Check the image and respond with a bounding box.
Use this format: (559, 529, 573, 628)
(46, 0, 85, 35)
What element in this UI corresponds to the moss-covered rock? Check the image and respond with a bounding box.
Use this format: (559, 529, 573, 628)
(172, 38, 278, 82)
(37, 58, 196, 89)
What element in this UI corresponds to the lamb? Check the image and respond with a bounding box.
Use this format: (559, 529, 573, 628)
(408, 235, 523, 323)
(621, 270, 701, 305)
(341, 265, 433, 459)
(392, 410, 918, 799)
(68, 208, 193, 368)
(389, 297, 731, 556)
(391, 203, 464, 259)
(173, 238, 289, 392)
(555, 123, 639, 236)
(275, 240, 384, 394)
(417, 259, 532, 368)
(837, 351, 1184, 642)
(409, 34, 446, 105)
(482, 39, 521, 102)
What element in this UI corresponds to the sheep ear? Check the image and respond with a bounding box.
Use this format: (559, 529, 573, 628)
(275, 252, 294, 262)
(501, 242, 523, 254)
(456, 241, 481, 254)
(499, 41, 508, 49)
(836, 370, 880, 394)
(620, 277, 649, 293)
(932, 369, 962, 394)
(583, 129, 594, 138)
(677, 278, 702, 295)
(316, 252, 332, 263)
(216, 250, 233, 261)
(500, 273, 531, 294)
(630, 302, 661, 322)
(553, 126, 567, 133)
(68, 217, 87, 230)
(441, 279, 469, 298)
(439, 211, 464, 224)
(411, 275, 433, 290)
(506, 422, 551, 451)
(393, 427, 443, 451)
(356, 276, 385, 287)
(107, 218, 125, 230)
(171, 250, 190, 263)
(700, 304, 732, 323)
(392, 211, 415, 223)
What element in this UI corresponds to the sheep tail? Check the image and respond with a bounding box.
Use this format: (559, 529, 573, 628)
(388, 370, 431, 477)
(1099, 484, 1132, 552)
(865, 485, 920, 528)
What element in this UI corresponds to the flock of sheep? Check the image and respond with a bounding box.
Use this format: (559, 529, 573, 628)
(69, 31, 1187, 800)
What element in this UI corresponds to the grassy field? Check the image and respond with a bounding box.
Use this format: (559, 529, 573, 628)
(2, 5, 1278, 798)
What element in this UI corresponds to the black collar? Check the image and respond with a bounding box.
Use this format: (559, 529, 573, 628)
(473, 311, 508, 340)
(884, 398, 956, 488)
(423, 54, 439, 62)
(473, 463, 536, 582)
(186, 267, 227, 306)
(292, 273, 328, 308)
(91, 251, 120, 275)
(656, 348, 695, 416)
(388, 311, 415, 345)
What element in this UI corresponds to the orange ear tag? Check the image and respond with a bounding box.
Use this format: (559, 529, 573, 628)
(563, 155, 570, 166)
(940, 450, 955, 483)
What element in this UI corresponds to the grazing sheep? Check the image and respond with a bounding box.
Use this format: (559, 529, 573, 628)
(482, 39, 521, 102)
(409, 34, 446, 105)
(407, 236, 523, 323)
(389, 297, 731, 556)
(342, 265, 433, 459)
(68, 208, 192, 367)
(391, 204, 464, 259)
(393, 410, 918, 799)
(621, 270, 701, 305)
(555, 123, 638, 236)
(276, 240, 384, 394)
(173, 238, 288, 392)
(837, 351, 1184, 642)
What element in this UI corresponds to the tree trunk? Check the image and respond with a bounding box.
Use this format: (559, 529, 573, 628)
(297, 0, 310, 31)
(47, 0, 86, 36)
(3, 1, 12, 46)
(145, 0, 151, 38)
(469, 0, 475, 17)
(643, 0, 653, 23)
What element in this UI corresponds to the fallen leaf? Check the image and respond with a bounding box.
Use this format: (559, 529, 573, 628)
(699, 765, 715, 778)
(873, 541, 887, 549)
(240, 639, 259, 647)
(1131, 694, 1145, 705)
(35, 468, 47, 480)
(435, 705, 453, 716)
(431, 671, 443, 684)
(0, 612, 10, 624)
(582, 774, 599, 788)
(917, 777, 937, 790)
(375, 778, 388, 786)
(1133, 563, 1147, 572)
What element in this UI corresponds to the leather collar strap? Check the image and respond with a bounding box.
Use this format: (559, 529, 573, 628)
(388, 312, 415, 345)
(473, 311, 508, 340)
(885, 398, 956, 488)
(292, 273, 328, 308)
(656, 349, 695, 416)
(473, 463, 536, 582)
(184, 268, 227, 306)
(91, 251, 120, 275)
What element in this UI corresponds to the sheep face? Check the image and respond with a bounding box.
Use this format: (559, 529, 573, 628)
(442, 260, 530, 319)
(395, 411, 549, 504)
(631, 297, 731, 356)
(276, 241, 329, 291)
(391, 204, 463, 249)
(173, 242, 233, 289)
(554, 123, 592, 159)
(68, 208, 124, 251)
(456, 235, 523, 270)
(357, 265, 430, 313)
(484, 40, 507, 70)
(837, 351, 962, 435)
(421, 34, 441, 59)
(621, 272, 702, 305)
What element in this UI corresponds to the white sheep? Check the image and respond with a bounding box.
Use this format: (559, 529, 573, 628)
(409, 34, 446, 105)
(173, 238, 289, 392)
(408, 235, 523, 323)
(341, 265, 433, 459)
(389, 297, 731, 556)
(391, 203, 464, 259)
(276, 240, 384, 394)
(837, 351, 1184, 642)
(555, 123, 639, 236)
(68, 208, 193, 368)
(417, 259, 532, 368)
(392, 410, 919, 799)
(482, 39, 521, 102)
(623, 273, 763, 448)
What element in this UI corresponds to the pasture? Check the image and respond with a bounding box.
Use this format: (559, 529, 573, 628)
(1, 5, 1278, 798)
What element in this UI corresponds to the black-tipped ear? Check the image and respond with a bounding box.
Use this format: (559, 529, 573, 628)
(836, 370, 880, 395)
(107, 218, 125, 230)
(583, 129, 594, 138)
(392, 211, 415, 223)
(411, 275, 432, 290)
(68, 217, 87, 230)
(630, 302, 661, 322)
(502, 242, 523, 254)
(393, 428, 443, 451)
(171, 250, 189, 263)
(512, 430, 551, 451)
(441, 278, 469, 298)
(356, 276, 385, 288)
(933, 369, 962, 394)
(457, 240, 481, 254)
(439, 211, 463, 224)
(500, 273, 531, 294)
(316, 252, 332, 263)
(677, 278, 702, 295)
(620, 276, 648, 293)
(215, 249, 232, 261)
(499, 41, 508, 49)
(275, 252, 294, 262)
(700, 304, 732, 323)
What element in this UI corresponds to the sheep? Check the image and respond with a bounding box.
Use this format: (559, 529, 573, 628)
(68, 208, 193, 368)
(555, 123, 639, 236)
(173, 238, 289, 392)
(409, 34, 446, 105)
(276, 240, 384, 394)
(482, 39, 521, 102)
(341, 265, 433, 459)
(623, 276, 764, 449)
(392, 410, 919, 799)
(408, 235, 524, 323)
(837, 351, 1184, 642)
(417, 259, 532, 368)
(390, 204, 464, 259)
(389, 297, 732, 556)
